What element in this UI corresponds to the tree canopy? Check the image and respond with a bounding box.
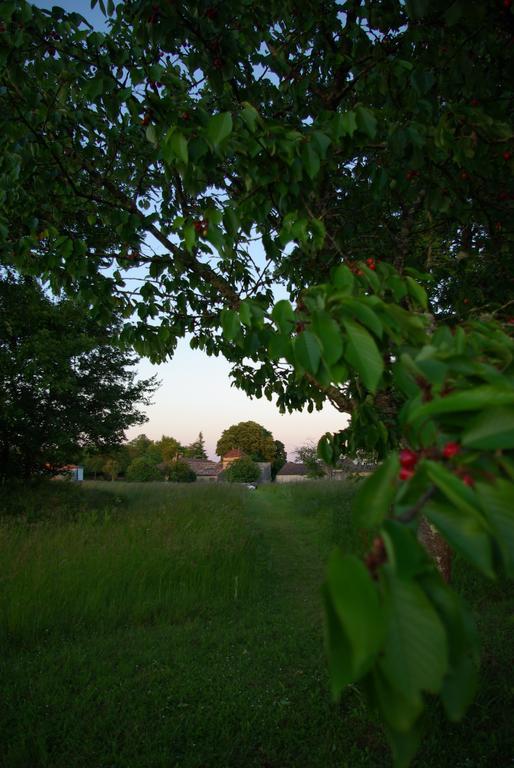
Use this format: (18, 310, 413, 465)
(0, 273, 157, 478)
(1, 1, 513, 764)
(216, 420, 277, 462)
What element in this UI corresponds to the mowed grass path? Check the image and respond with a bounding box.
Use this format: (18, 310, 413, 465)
(0, 481, 512, 768)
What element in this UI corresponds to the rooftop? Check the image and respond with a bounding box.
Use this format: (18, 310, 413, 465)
(277, 462, 309, 476)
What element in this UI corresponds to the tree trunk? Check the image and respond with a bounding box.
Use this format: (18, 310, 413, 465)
(418, 517, 452, 583)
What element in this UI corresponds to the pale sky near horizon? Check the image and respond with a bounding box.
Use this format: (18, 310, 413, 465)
(32, 0, 348, 460)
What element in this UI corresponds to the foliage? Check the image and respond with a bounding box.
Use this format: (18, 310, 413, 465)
(216, 421, 276, 462)
(183, 431, 207, 459)
(271, 439, 287, 480)
(167, 460, 196, 483)
(0, 274, 157, 479)
(154, 434, 182, 463)
(125, 455, 162, 482)
(1, 1, 514, 763)
(221, 457, 260, 484)
(295, 442, 326, 479)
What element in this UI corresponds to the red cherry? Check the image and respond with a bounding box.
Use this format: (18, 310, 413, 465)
(462, 474, 475, 487)
(460, 170, 470, 181)
(503, 150, 512, 161)
(463, 298, 469, 304)
(213, 57, 223, 69)
(205, 7, 218, 19)
(194, 221, 203, 233)
(399, 467, 415, 481)
(470, 98, 480, 107)
(442, 442, 460, 459)
(400, 449, 418, 469)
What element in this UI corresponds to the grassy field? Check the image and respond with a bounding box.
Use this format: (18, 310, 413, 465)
(0, 480, 511, 768)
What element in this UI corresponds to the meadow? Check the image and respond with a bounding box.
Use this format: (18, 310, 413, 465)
(0, 480, 511, 768)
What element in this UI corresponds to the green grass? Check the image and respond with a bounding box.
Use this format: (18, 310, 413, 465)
(0, 480, 512, 768)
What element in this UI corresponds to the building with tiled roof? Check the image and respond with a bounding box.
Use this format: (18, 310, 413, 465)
(276, 462, 309, 483)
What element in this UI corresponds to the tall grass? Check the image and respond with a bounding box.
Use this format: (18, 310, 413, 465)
(0, 482, 260, 646)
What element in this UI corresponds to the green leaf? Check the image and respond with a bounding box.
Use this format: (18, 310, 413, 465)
(442, 655, 479, 722)
(381, 576, 448, 702)
(206, 112, 233, 147)
(163, 129, 188, 165)
(383, 520, 431, 579)
(294, 331, 322, 374)
(268, 332, 292, 360)
(424, 461, 479, 517)
(240, 102, 258, 132)
(353, 453, 400, 528)
(424, 500, 494, 578)
(420, 576, 479, 721)
(385, 719, 425, 768)
(445, 0, 464, 26)
(324, 552, 384, 696)
(239, 301, 251, 327)
(220, 309, 240, 341)
(406, 0, 430, 19)
(405, 277, 428, 310)
(337, 110, 358, 138)
(183, 223, 196, 252)
(343, 319, 384, 392)
(340, 297, 383, 338)
(373, 666, 424, 732)
(302, 144, 321, 180)
(462, 406, 514, 450)
(272, 300, 296, 334)
(356, 106, 377, 139)
(332, 264, 354, 292)
(476, 480, 514, 576)
(411, 387, 514, 421)
(311, 312, 343, 365)
(145, 124, 157, 146)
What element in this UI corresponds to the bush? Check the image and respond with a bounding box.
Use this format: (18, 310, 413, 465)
(222, 458, 260, 484)
(125, 456, 161, 482)
(167, 460, 196, 483)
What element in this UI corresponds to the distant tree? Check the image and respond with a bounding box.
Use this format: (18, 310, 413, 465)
(83, 452, 106, 480)
(295, 443, 325, 479)
(155, 435, 183, 463)
(184, 431, 207, 459)
(271, 440, 287, 480)
(167, 460, 196, 483)
(125, 456, 161, 482)
(83, 445, 131, 479)
(103, 458, 121, 482)
(0, 275, 158, 479)
(222, 458, 260, 484)
(216, 421, 276, 462)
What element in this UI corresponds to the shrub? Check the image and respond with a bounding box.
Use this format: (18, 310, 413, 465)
(167, 460, 196, 483)
(125, 456, 161, 482)
(222, 458, 260, 484)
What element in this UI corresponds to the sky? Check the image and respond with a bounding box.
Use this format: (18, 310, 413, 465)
(31, 0, 347, 460)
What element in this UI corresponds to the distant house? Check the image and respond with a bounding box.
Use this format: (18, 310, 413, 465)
(185, 449, 271, 484)
(276, 462, 309, 483)
(221, 448, 245, 470)
(52, 464, 84, 481)
(185, 459, 222, 482)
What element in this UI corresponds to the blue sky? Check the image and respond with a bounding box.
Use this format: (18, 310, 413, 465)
(31, 0, 347, 459)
